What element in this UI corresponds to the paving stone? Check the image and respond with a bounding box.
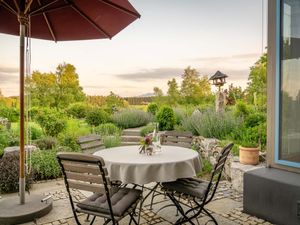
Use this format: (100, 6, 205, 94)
(59, 219, 67, 224)
(16, 180, 274, 225)
(206, 198, 243, 215)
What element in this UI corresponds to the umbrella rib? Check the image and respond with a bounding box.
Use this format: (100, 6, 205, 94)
(29, 0, 60, 15)
(12, 0, 20, 13)
(67, 0, 112, 39)
(30, 3, 71, 16)
(99, 0, 140, 18)
(0, 0, 17, 15)
(24, 0, 33, 14)
(37, 0, 57, 42)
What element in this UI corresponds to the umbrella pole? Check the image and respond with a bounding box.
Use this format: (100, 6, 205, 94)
(19, 22, 26, 205)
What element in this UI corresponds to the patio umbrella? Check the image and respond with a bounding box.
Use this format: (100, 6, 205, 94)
(0, 0, 140, 205)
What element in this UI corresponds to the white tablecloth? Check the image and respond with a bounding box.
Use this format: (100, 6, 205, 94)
(93, 145, 202, 185)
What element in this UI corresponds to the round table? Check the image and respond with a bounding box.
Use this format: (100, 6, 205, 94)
(93, 145, 202, 185)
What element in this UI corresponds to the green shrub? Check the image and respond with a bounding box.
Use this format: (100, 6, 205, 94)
(237, 123, 267, 149)
(35, 136, 57, 150)
(95, 123, 121, 136)
(28, 106, 40, 120)
(219, 140, 239, 156)
(35, 108, 67, 137)
(102, 135, 121, 149)
(58, 133, 81, 152)
(0, 148, 3, 158)
(29, 123, 43, 140)
(234, 101, 251, 118)
(65, 119, 91, 136)
(13, 123, 43, 140)
(244, 113, 266, 128)
(31, 149, 61, 180)
(86, 108, 110, 127)
(173, 107, 187, 125)
(0, 154, 32, 193)
(112, 109, 153, 128)
(156, 106, 176, 131)
(197, 159, 213, 177)
(0, 126, 19, 152)
(140, 124, 156, 137)
(182, 110, 242, 139)
(66, 102, 90, 119)
(0, 106, 19, 122)
(147, 103, 159, 115)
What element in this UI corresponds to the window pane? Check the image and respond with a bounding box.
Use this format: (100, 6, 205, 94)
(280, 0, 300, 163)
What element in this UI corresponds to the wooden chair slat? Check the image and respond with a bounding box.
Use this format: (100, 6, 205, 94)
(65, 171, 104, 184)
(68, 180, 105, 193)
(62, 162, 101, 175)
(163, 131, 193, 138)
(163, 141, 191, 148)
(164, 136, 193, 143)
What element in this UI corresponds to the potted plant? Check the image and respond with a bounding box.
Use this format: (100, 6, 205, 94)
(239, 128, 260, 165)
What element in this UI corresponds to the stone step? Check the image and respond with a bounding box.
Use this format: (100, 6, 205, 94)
(122, 129, 141, 136)
(120, 142, 140, 146)
(121, 136, 142, 142)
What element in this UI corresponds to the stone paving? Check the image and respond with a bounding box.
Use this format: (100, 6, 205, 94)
(12, 179, 273, 225)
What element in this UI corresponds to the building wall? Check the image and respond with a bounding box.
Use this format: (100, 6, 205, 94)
(267, 0, 300, 174)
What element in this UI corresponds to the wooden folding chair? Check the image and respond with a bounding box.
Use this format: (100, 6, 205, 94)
(161, 143, 234, 225)
(57, 152, 142, 225)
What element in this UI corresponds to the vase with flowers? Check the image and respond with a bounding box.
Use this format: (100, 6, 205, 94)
(139, 135, 154, 155)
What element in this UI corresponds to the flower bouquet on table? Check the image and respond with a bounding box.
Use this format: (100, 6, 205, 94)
(139, 135, 154, 155)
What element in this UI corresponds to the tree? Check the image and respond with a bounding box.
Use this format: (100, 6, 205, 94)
(27, 63, 85, 109)
(153, 87, 165, 105)
(226, 83, 244, 105)
(246, 53, 267, 111)
(54, 63, 85, 108)
(0, 89, 5, 106)
(180, 66, 211, 104)
(106, 91, 128, 111)
(153, 87, 163, 97)
(167, 78, 180, 105)
(26, 71, 56, 107)
(87, 95, 107, 107)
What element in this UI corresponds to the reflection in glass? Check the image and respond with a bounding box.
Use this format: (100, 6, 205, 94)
(280, 0, 300, 163)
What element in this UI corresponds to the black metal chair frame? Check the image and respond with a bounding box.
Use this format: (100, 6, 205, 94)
(148, 131, 194, 210)
(57, 153, 140, 225)
(163, 143, 234, 225)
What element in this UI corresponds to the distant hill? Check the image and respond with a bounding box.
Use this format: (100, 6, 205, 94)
(137, 93, 155, 97)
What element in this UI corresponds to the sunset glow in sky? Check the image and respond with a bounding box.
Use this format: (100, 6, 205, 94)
(0, 0, 267, 97)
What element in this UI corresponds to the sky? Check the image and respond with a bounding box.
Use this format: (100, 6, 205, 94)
(0, 0, 267, 97)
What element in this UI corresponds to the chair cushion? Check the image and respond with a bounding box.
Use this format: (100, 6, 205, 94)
(162, 178, 209, 199)
(77, 187, 142, 217)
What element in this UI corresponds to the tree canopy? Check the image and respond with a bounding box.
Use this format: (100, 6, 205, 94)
(246, 53, 267, 110)
(180, 66, 211, 104)
(27, 63, 85, 108)
(167, 78, 180, 105)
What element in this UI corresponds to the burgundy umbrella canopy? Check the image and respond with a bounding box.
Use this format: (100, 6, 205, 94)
(0, 0, 140, 205)
(0, 0, 140, 40)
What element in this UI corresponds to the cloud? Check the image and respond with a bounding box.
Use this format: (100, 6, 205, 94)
(115, 68, 183, 81)
(0, 67, 19, 74)
(198, 68, 249, 80)
(0, 66, 19, 84)
(190, 53, 261, 63)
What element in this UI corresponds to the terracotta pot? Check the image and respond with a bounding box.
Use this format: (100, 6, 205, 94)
(239, 146, 259, 165)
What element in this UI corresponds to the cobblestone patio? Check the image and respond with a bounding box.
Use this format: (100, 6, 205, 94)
(12, 179, 273, 225)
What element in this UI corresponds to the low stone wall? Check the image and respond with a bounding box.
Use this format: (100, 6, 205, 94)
(193, 136, 266, 193)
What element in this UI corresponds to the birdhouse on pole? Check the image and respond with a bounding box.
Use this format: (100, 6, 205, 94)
(209, 71, 228, 91)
